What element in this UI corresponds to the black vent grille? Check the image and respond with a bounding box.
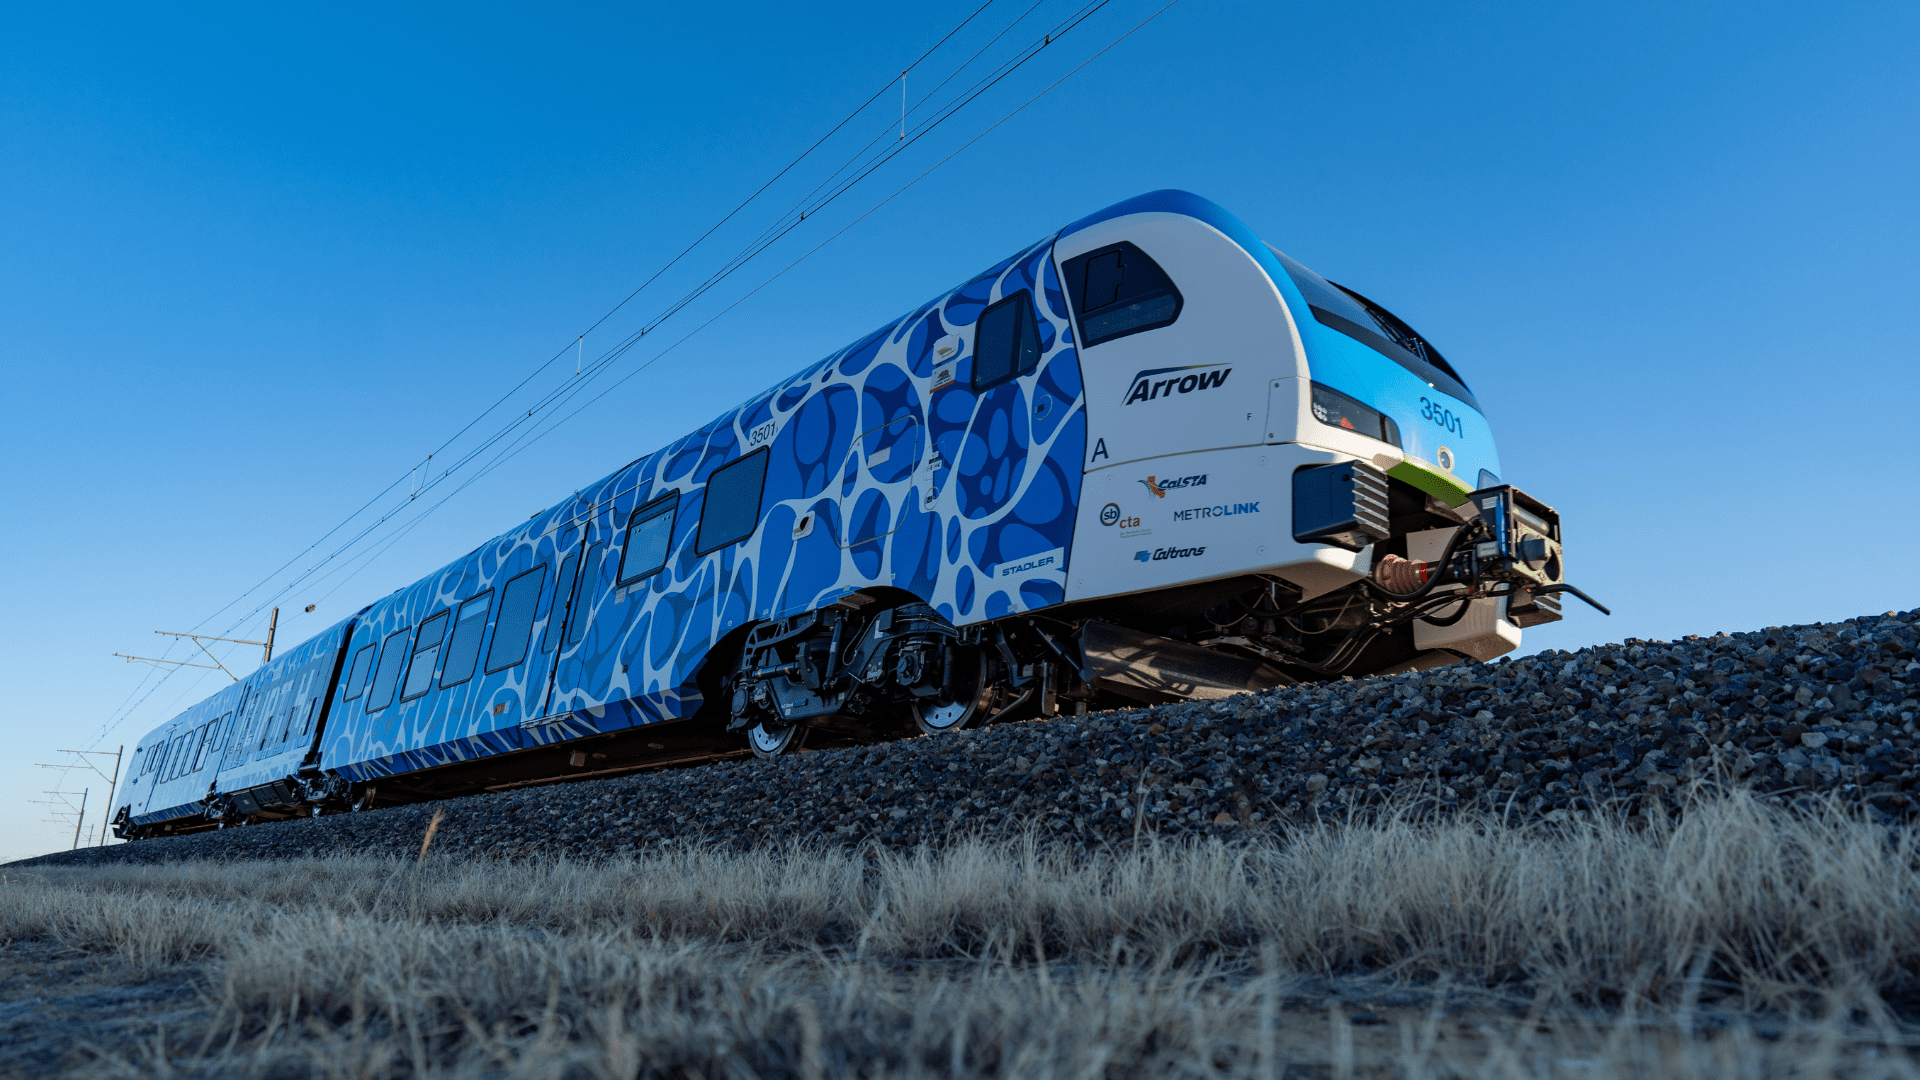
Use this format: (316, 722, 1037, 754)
(1292, 460, 1392, 551)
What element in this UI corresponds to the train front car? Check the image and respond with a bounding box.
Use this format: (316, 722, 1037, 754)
(1055, 190, 1603, 690)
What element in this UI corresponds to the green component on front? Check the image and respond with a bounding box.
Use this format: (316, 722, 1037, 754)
(1388, 459, 1474, 507)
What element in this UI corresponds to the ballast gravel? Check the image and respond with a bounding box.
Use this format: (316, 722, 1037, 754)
(23, 609, 1920, 867)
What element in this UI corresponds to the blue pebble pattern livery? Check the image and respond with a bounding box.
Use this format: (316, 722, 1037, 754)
(323, 236, 1086, 782)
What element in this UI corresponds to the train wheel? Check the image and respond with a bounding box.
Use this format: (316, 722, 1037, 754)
(911, 647, 992, 735)
(748, 719, 808, 760)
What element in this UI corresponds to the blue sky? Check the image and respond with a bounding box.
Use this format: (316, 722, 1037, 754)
(3, 1, 1914, 858)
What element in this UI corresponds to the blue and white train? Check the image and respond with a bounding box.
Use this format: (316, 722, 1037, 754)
(112, 190, 1603, 838)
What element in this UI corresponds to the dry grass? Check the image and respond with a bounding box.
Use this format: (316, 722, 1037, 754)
(5, 792, 1920, 1077)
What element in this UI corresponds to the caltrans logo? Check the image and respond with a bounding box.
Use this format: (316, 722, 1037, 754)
(1122, 364, 1231, 405)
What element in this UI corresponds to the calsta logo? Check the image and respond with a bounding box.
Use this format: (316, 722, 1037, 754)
(1135, 545, 1207, 563)
(1122, 364, 1231, 405)
(1138, 473, 1206, 498)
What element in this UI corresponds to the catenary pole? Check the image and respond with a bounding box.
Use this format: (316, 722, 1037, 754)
(70, 788, 88, 850)
(98, 745, 122, 846)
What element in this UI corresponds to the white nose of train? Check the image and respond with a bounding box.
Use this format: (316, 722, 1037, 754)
(1058, 202, 1369, 612)
(1054, 191, 1602, 670)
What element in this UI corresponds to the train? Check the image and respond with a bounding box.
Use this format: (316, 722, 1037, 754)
(111, 189, 1604, 839)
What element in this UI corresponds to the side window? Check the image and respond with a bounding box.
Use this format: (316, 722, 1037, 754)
(695, 449, 770, 555)
(402, 611, 451, 701)
(1061, 241, 1182, 347)
(343, 644, 377, 701)
(165, 736, 184, 780)
(565, 543, 606, 649)
(541, 554, 580, 655)
(438, 592, 493, 689)
(298, 698, 317, 737)
(485, 566, 548, 673)
(970, 291, 1041, 392)
(618, 496, 678, 584)
(366, 628, 412, 713)
(190, 725, 210, 772)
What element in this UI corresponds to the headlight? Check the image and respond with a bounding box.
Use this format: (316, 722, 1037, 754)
(1310, 383, 1401, 447)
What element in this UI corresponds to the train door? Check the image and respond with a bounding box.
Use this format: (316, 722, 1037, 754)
(217, 685, 255, 771)
(541, 500, 615, 719)
(836, 411, 925, 565)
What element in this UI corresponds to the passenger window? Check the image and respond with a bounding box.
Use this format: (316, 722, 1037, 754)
(190, 725, 210, 771)
(1061, 242, 1182, 347)
(402, 611, 451, 701)
(298, 698, 317, 737)
(343, 644, 377, 701)
(438, 592, 493, 689)
(166, 736, 184, 780)
(618, 496, 677, 584)
(566, 543, 606, 648)
(485, 566, 548, 673)
(695, 449, 770, 555)
(541, 554, 580, 655)
(365, 628, 412, 712)
(970, 291, 1042, 392)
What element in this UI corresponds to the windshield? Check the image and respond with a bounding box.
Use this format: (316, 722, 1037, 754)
(1268, 247, 1477, 409)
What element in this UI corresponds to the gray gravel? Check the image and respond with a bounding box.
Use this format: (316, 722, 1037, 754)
(22, 609, 1920, 867)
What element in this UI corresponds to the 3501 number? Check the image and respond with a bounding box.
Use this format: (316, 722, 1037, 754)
(1420, 397, 1464, 438)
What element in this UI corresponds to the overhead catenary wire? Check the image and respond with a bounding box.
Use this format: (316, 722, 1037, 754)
(285, 0, 1187, 615)
(82, 2, 1025, 748)
(104, 0, 1015, 671)
(89, 0, 1183, 751)
(202, 0, 1122, 637)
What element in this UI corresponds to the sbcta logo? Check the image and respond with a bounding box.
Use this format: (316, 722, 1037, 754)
(1122, 364, 1231, 405)
(1099, 502, 1140, 529)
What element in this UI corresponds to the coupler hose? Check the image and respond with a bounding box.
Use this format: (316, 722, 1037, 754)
(1366, 520, 1480, 603)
